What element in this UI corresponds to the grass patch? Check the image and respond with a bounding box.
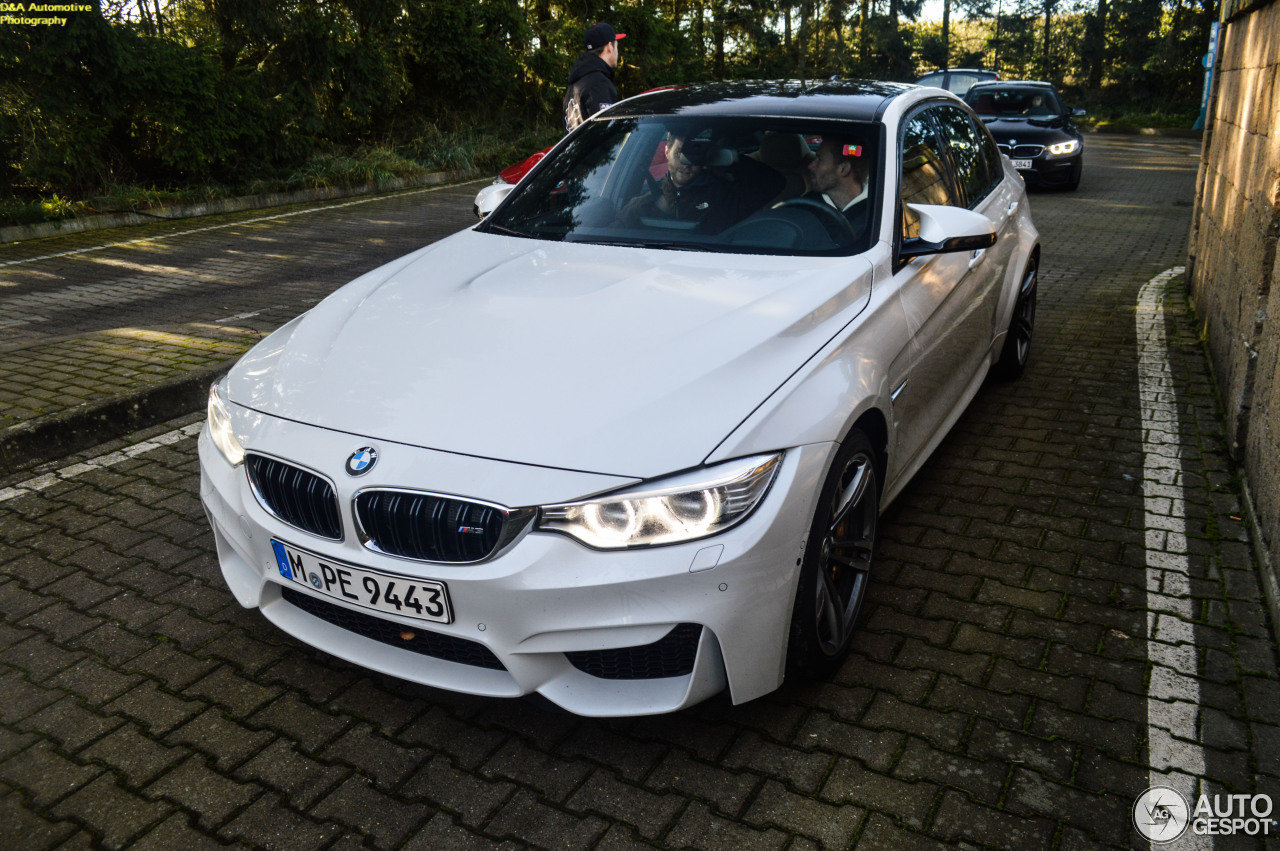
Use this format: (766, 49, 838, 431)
(1073, 98, 1199, 130)
(1, 183, 233, 228)
(282, 146, 427, 191)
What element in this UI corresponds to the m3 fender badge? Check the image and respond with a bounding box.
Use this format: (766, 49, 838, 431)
(346, 447, 378, 476)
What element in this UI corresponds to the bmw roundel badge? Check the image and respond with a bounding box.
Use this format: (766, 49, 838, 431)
(346, 447, 378, 476)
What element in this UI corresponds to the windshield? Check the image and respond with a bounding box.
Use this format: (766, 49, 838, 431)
(480, 116, 880, 256)
(965, 87, 1064, 118)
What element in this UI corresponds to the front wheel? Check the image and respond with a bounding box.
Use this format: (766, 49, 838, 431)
(787, 429, 880, 678)
(994, 259, 1037, 380)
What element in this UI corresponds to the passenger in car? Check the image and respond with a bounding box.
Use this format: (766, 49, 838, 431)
(619, 133, 782, 234)
(803, 137, 872, 236)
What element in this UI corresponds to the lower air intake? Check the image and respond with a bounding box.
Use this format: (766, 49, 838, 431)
(566, 624, 702, 680)
(281, 586, 505, 670)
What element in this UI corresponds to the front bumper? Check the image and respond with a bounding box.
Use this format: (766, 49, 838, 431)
(198, 412, 833, 716)
(1018, 153, 1080, 186)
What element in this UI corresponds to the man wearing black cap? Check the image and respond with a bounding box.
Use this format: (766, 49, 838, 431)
(563, 23, 625, 131)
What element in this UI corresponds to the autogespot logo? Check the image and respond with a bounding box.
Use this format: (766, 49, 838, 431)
(1134, 786, 1190, 844)
(346, 447, 378, 476)
(1134, 786, 1277, 842)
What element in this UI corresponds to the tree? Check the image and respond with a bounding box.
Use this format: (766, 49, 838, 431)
(2, 0, 1220, 214)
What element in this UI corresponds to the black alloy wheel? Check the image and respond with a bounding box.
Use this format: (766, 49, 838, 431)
(995, 259, 1037, 380)
(787, 429, 879, 677)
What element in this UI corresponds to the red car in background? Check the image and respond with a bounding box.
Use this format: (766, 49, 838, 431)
(499, 150, 550, 185)
(473, 150, 549, 217)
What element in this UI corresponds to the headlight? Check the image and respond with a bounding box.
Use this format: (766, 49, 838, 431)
(539, 453, 782, 549)
(1048, 139, 1079, 156)
(206, 380, 245, 466)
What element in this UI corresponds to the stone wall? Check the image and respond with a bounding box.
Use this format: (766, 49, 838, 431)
(1187, 0, 1280, 597)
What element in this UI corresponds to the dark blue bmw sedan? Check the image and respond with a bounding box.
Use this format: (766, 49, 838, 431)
(965, 80, 1085, 191)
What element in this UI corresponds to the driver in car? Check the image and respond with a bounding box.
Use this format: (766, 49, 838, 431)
(620, 133, 782, 234)
(804, 137, 872, 237)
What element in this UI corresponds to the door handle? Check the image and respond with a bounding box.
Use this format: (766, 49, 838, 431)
(969, 248, 987, 267)
(1006, 200, 1019, 216)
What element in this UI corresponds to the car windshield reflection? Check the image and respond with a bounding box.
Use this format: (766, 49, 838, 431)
(480, 116, 880, 257)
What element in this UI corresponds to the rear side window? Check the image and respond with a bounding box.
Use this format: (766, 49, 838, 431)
(934, 105, 999, 208)
(944, 72, 984, 95)
(898, 111, 957, 240)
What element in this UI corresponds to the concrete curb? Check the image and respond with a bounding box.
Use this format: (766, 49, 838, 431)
(1, 169, 480, 244)
(0, 362, 229, 477)
(1241, 478, 1280, 652)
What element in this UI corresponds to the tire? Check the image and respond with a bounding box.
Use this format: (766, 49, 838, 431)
(994, 259, 1037, 380)
(786, 429, 880, 678)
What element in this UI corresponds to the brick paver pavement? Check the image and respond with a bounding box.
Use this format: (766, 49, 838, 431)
(0, 181, 484, 433)
(1, 137, 1277, 849)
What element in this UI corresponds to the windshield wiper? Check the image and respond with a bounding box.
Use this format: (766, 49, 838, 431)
(633, 240, 716, 252)
(482, 223, 534, 238)
(569, 238, 713, 251)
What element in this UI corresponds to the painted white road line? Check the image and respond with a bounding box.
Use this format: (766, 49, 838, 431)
(0, 178, 483, 269)
(215, 310, 263, 323)
(0, 422, 203, 504)
(1137, 266, 1212, 850)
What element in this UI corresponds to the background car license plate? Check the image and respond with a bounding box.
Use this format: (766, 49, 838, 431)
(271, 540, 452, 624)
(1011, 159, 1033, 169)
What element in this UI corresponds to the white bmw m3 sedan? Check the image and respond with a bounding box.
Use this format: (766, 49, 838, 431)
(199, 80, 1040, 716)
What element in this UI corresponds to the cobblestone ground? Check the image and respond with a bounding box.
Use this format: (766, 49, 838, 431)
(0, 182, 484, 430)
(1, 137, 1277, 849)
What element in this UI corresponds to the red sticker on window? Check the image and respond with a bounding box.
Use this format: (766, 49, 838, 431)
(842, 144, 863, 157)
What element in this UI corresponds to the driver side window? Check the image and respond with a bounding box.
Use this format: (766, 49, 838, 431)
(934, 105, 998, 208)
(899, 111, 957, 240)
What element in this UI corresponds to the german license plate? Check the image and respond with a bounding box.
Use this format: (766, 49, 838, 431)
(1011, 159, 1033, 170)
(271, 540, 452, 624)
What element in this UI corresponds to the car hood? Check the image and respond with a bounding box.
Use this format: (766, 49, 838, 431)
(228, 229, 873, 479)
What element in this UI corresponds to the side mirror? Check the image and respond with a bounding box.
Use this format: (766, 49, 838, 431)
(474, 182, 514, 219)
(1071, 107, 1087, 117)
(899, 203, 997, 261)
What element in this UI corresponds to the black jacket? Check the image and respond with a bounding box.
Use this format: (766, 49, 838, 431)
(620, 158, 785, 235)
(563, 53, 618, 131)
